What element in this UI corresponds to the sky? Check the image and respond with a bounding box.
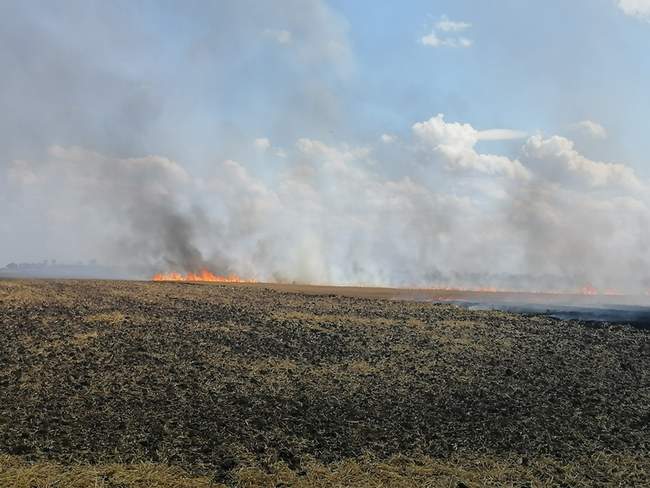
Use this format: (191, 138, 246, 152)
(1, 0, 650, 291)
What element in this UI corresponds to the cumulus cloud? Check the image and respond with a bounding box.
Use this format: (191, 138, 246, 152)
(420, 32, 443, 47)
(421, 15, 473, 48)
(413, 115, 478, 148)
(522, 134, 642, 190)
(380, 133, 396, 143)
(420, 32, 472, 48)
(254, 137, 271, 150)
(617, 0, 650, 20)
(570, 120, 608, 139)
(413, 114, 530, 180)
(296, 137, 370, 165)
(436, 15, 471, 32)
(477, 129, 528, 141)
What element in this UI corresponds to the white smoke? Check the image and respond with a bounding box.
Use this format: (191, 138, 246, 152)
(2, 1, 650, 293)
(6, 113, 650, 292)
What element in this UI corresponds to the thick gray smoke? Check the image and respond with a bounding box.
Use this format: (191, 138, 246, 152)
(1, 1, 649, 293)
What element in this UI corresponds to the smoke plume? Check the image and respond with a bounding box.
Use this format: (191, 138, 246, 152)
(1, 1, 649, 293)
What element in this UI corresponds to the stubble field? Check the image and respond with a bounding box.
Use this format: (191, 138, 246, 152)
(0, 279, 649, 487)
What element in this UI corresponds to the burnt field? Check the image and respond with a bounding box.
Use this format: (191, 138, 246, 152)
(1, 279, 649, 487)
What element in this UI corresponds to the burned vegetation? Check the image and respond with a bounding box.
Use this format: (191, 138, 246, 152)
(0, 279, 649, 487)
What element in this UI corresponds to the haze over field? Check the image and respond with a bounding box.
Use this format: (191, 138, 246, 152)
(1, 1, 650, 292)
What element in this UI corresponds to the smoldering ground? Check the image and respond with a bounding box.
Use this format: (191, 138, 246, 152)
(1, 279, 649, 484)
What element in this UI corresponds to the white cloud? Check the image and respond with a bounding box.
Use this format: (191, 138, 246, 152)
(420, 15, 473, 48)
(617, 0, 650, 20)
(420, 32, 472, 48)
(477, 129, 528, 141)
(420, 31, 443, 47)
(380, 133, 396, 143)
(263, 29, 292, 44)
(436, 15, 471, 32)
(570, 120, 608, 139)
(522, 135, 641, 190)
(254, 137, 271, 150)
(413, 114, 478, 148)
(296, 138, 370, 164)
(413, 114, 530, 179)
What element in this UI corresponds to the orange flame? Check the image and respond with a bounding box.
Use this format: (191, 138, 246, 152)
(422, 282, 624, 296)
(152, 269, 256, 283)
(580, 283, 598, 296)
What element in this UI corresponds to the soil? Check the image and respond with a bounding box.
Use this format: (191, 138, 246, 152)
(0, 279, 648, 484)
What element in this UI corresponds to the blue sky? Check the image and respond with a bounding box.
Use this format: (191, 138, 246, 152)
(329, 0, 650, 166)
(4, 0, 648, 166)
(178, 0, 650, 172)
(2, 0, 650, 291)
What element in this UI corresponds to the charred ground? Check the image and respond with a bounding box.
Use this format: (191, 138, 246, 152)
(0, 279, 649, 487)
